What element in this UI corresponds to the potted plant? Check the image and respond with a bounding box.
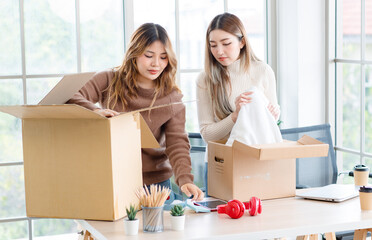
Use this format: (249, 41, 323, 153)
(124, 204, 139, 236)
(170, 204, 185, 231)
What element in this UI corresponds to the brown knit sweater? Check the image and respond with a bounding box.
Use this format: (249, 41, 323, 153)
(67, 70, 193, 187)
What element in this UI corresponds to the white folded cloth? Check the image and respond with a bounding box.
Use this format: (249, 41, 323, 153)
(226, 87, 282, 146)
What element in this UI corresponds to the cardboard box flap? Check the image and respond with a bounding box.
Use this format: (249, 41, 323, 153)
(297, 134, 324, 145)
(0, 105, 105, 119)
(123, 101, 190, 149)
(38, 72, 95, 105)
(232, 140, 261, 159)
(138, 114, 160, 148)
(232, 135, 328, 161)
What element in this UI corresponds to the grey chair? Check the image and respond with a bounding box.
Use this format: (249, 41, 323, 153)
(169, 133, 207, 200)
(280, 123, 338, 189)
(189, 132, 206, 152)
(188, 132, 207, 194)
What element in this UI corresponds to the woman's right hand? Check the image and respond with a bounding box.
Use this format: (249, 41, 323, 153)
(180, 183, 204, 201)
(231, 91, 253, 122)
(93, 108, 120, 118)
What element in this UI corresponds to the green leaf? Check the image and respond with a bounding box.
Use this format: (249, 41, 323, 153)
(125, 204, 138, 220)
(170, 204, 184, 216)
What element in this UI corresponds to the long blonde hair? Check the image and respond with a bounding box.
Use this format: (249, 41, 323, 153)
(204, 13, 259, 120)
(106, 23, 178, 110)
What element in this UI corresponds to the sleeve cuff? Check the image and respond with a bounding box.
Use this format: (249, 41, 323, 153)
(177, 174, 194, 188)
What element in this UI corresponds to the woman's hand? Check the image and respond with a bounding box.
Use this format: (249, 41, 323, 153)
(267, 103, 280, 121)
(231, 91, 253, 122)
(93, 108, 120, 118)
(180, 183, 204, 201)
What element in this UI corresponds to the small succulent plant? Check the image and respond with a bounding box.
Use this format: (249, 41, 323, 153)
(170, 204, 185, 216)
(126, 204, 138, 221)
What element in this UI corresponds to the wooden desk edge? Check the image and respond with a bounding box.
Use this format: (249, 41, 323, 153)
(75, 219, 107, 240)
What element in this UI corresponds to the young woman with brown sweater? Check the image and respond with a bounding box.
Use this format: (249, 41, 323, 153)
(68, 23, 203, 201)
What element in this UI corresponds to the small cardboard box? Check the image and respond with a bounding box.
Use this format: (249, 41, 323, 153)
(208, 135, 329, 201)
(0, 73, 160, 221)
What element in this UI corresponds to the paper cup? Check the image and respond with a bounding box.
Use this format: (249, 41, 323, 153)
(359, 186, 372, 210)
(354, 164, 369, 186)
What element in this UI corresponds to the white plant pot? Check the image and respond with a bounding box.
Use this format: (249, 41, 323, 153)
(124, 218, 139, 236)
(170, 215, 185, 231)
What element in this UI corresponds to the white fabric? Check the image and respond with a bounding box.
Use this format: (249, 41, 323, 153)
(196, 60, 280, 142)
(226, 87, 282, 146)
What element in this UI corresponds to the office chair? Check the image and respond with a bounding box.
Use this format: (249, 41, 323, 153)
(189, 132, 207, 152)
(188, 132, 207, 194)
(280, 123, 338, 189)
(169, 132, 207, 200)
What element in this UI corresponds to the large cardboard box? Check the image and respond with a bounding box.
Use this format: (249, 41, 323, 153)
(208, 135, 328, 201)
(0, 73, 160, 221)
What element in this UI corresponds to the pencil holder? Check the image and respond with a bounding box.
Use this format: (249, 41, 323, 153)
(142, 205, 164, 232)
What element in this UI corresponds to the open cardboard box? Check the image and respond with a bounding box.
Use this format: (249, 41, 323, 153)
(207, 135, 329, 201)
(0, 72, 161, 221)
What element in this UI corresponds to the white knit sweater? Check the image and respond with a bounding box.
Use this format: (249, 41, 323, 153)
(196, 60, 280, 142)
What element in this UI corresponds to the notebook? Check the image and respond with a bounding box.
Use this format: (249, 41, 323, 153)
(295, 184, 359, 202)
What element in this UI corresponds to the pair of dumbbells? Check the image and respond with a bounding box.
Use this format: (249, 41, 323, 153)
(217, 197, 262, 219)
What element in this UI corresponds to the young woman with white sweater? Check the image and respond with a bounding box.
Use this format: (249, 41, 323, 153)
(196, 13, 280, 143)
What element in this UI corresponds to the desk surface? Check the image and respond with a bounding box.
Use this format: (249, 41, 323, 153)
(77, 196, 372, 240)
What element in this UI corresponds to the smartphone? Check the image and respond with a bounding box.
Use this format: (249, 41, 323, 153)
(193, 199, 227, 211)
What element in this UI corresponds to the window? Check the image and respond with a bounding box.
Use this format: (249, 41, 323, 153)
(132, 0, 267, 132)
(0, 0, 124, 239)
(0, 0, 269, 238)
(334, 0, 372, 181)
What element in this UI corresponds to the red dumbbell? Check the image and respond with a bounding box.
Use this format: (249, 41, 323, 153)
(217, 197, 262, 219)
(243, 196, 262, 216)
(217, 199, 245, 219)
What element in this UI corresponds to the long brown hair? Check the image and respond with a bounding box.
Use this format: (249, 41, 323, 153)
(204, 13, 259, 120)
(106, 23, 178, 110)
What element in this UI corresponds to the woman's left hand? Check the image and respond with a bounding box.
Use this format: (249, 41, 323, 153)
(180, 183, 204, 201)
(267, 103, 280, 121)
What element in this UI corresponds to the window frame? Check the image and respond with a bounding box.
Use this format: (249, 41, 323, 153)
(0, 0, 126, 238)
(0, 0, 274, 239)
(124, 0, 272, 86)
(328, 0, 372, 175)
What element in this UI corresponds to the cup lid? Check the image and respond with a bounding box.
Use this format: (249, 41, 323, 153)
(354, 164, 369, 172)
(359, 186, 372, 193)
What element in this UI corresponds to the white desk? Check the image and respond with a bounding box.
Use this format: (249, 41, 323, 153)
(77, 196, 372, 240)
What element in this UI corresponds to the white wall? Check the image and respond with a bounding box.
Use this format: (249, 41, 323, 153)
(297, 0, 326, 126)
(277, 0, 326, 128)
